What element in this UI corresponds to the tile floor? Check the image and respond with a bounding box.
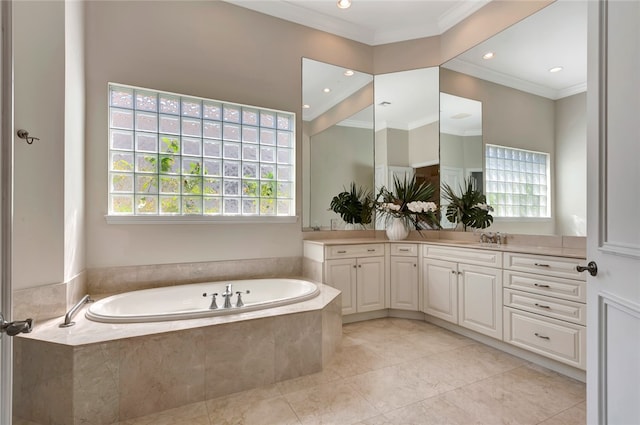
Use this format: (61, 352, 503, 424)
(16, 318, 586, 425)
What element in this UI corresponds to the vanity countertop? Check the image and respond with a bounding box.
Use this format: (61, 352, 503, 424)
(304, 238, 586, 259)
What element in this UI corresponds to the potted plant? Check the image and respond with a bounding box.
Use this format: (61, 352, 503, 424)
(441, 178, 494, 231)
(375, 175, 440, 240)
(329, 182, 374, 229)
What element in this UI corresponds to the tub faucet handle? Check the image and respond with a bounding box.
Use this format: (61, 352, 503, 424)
(235, 291, 245, 308)
(202, 292, 219, 310)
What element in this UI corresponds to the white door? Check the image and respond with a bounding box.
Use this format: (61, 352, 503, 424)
(586, 1, 640, 423)
(390, 256, 418, 310)
(422, 258, 458, 323)
(457, 264, 502, 339)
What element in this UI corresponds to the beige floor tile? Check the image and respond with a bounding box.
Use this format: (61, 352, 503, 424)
(276, 368, 343, 395)
(117, 401, 210, 425)
(206, 394, 300, 425)
(325, 343, 395, 378)
(438, 364, 585, 425)
(347, 361, 458, 413)
(357, 396, 484, 425)
(538, 403, 587, 425)
(12, 418, 41, 425)
(284, 380, 380, 425)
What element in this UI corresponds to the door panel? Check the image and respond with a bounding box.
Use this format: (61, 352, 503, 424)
(356, 257, 385, 312)
(390, 256, 418, 310)
(458, 264, 502, 339)
(325, 259, 357, 315)
(587, 1, 640, 423)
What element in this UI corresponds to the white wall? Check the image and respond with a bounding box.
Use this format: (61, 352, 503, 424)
(555, 92, 587, 236)
(13, 1, 65, 289)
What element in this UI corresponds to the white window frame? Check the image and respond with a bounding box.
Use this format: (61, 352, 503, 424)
(105, 83, 296, 224)
(485, 144, 550, 219)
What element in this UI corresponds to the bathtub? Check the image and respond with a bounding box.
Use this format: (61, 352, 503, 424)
(86, 278, 320, 323)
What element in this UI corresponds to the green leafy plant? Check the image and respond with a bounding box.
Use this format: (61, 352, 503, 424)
(329, 182, 374, 226)
(375, 175, 440, 233)
(442, 178, 494, 231)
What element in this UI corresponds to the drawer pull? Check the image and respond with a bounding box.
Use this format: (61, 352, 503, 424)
(367, 249, 376, 252)
(534, 283, 551, 288)
(534, 333, 550, 340)
(399, 248, 410, 252)
(534, 303, 551, 309)
(534, 263, 550, 267)
(337, 250, 347, 254)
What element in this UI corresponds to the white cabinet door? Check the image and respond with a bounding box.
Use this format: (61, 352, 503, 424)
(325, 258, 357, 315)
(357, 256, 386, 313)
(422, 258, 458, 323)
(390, 256, 418, 310)
(458, 264, 503, 339)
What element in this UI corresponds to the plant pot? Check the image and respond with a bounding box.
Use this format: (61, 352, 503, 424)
(386, 217, 409, 240)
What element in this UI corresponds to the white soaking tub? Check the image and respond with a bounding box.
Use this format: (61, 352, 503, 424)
(86, 278, 320, 323)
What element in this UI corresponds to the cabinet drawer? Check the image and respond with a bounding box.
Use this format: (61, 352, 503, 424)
(504, 270, 586, 303)
(326, 244, 385, 259)
(504, 307, 585, 369)
(503, 252, 585, 281)
(390, 243, 418, 257)
(424, 245, 502, 268)
(504, 289, 586, 325)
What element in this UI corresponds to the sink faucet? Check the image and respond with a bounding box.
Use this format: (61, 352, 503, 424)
(480, 231, 506, 245)
(221, 284, 233, 308)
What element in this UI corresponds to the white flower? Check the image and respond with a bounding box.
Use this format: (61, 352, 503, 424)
(423, 201, 437, 212)
(474, 203, 494, 212)
(381, 202, 401, 211)
(407, 201, 422, 213)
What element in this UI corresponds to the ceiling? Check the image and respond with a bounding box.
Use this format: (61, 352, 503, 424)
(223, 0, 490, 46)
(237, 0, 587, 130)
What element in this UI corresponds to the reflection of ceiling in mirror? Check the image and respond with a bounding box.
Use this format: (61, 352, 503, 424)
(443, 0, 587, 100)
(374, 67, 439, 131)
(440, 93, 481, 136)
(302, 58, 372, 122)
(337, 105, 374, 129)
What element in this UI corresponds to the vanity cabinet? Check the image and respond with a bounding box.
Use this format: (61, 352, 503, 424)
(422, 246, 503, 339)
(502, 252, 587, 370)
(311, 243, 386, 315)
(390, 243, 419, 310)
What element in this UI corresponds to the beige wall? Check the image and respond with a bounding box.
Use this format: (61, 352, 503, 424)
(309, 125, 374, 228)
(85, 1, 373, 268)
(13, 1, 66, 289)
(12, 0, 549, 287)
(408, 121, 439, 167)
(556, 92, 587, 236)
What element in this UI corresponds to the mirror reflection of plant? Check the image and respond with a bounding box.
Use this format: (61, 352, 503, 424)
(442, 178, 494, 231)
(329, 182, 374, 226)
(375, 175, 440, 233)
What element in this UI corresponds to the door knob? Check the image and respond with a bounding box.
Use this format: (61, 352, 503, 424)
(576, 261, 598, 277)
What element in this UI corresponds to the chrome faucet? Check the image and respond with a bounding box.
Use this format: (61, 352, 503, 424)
(202, 292, 219, 309)
(221, 284, 233, 308)
(480, 231, 506, 245)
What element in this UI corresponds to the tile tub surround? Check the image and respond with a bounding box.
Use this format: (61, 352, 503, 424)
(13, 283, 341, 425)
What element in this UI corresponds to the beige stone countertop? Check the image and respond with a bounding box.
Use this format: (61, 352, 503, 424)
(304, 238, 587, 259)
(18, 281, 340, 347)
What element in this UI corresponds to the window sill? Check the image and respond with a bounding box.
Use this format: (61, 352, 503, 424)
(105, 215, 299, 225)
(492, 217, 552, 222)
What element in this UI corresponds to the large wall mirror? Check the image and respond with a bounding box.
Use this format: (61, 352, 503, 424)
(440, 0, 587, 236)
(374, 67, 440, 229)
(302, 58, 374, 230)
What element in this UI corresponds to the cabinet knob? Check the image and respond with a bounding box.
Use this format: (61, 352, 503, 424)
(451, 270, 456, 274)
(353, 265, 357, 269)
(358, 264, 362, 268)
(413, 264, 417, 267)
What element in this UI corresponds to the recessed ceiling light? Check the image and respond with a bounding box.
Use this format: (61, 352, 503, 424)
(302, 104, 310, 109)
(344, 70, 355, 77)
(323, 88, 331, 93)
(337, 0, 351, 9)
(549, 66, 564, 73)
(482, 52, 495, 60)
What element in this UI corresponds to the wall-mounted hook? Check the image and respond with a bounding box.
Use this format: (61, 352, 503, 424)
(16, 129, 40, 144)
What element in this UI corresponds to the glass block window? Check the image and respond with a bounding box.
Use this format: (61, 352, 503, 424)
(485, 144, 550, 218)
(108, 84, 295, 217)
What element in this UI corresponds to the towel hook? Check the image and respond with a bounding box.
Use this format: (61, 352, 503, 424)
(16, 129, 40, 144)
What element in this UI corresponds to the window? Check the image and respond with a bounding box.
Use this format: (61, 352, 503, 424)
(108, 84, 295, 218)
(485, 144, 550, 218)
